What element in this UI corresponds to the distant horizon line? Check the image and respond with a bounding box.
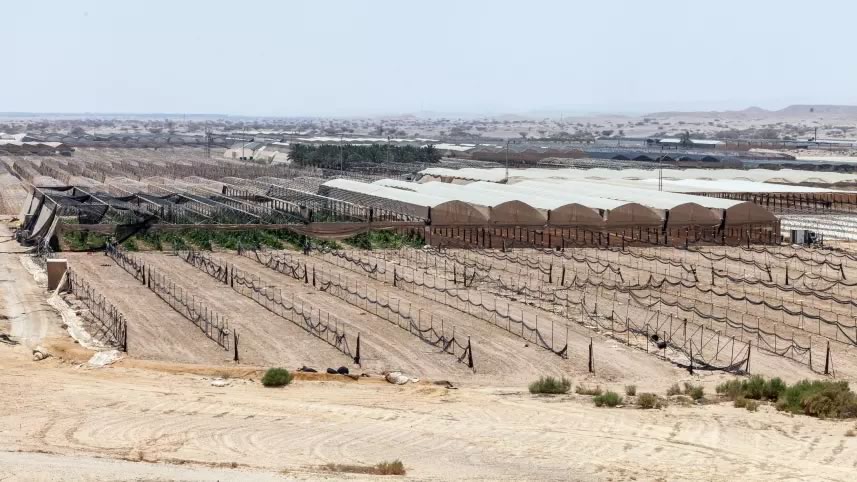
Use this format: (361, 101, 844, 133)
(2, 103, 857, 120)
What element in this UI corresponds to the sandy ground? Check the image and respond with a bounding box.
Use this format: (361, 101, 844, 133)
(1, 343, 857, 481)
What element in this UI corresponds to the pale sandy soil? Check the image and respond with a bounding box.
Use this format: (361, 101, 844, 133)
(0, 343, 856, 481)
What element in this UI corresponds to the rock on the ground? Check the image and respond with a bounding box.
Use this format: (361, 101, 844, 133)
(32, 346, 51, 361)
(384, 371, 419, 385)
(87, 350, 123, 367)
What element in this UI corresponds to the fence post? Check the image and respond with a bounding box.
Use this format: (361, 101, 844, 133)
(355, 333, 361, 365)
(809, 336, 813, 370)
(467, 336, 474, 369)
(824, 341, 830, 375)
(233, 331, 239, 362)
(746, 341, 752, 374)
(688, 343, 694, 375)
(588, 337, 593, 373)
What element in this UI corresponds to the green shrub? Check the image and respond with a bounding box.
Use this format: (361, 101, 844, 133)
(666, 383, 681, 396)
(683, 382, 704, 400)
(765, 377, 788, 400)
(375, 460, 406, 476)
(717, 376, 785, 401)
(575, 385, 603, 396)
(261, 368, 293, 387)
(734, 397, 759, 412)
(625, 385, 637, 396)
(776, 380, 857, 419)
(62, 231, 110, 251)
(122, 238, 139, 251)
(594, 391, 622, 407)
(637, 393, 664, 409)
(344, 230, 425, 250)
(528, 376, 571, 395)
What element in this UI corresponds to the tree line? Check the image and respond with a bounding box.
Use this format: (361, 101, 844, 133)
(289, 143, 441, 169)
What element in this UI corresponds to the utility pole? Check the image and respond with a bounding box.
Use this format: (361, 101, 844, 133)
(339, 134, 344, 172)
(505, 139, 510, 183)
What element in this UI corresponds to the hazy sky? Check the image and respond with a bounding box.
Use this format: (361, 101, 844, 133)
(3, 0, 856, 117)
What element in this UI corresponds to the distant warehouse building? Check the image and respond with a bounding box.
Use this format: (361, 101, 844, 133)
(648, 138, 723, 149)
(223, 141, 266, 160)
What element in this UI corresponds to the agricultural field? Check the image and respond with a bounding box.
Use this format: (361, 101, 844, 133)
(4, 147, 857, 480)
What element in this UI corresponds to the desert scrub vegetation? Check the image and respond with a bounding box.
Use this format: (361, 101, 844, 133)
(776, 380, 857, 419)
(733, 397, 759, 412)
(716, 376, 857, 419)
(261, 368, 293, 387)
(716, 375, 786, 401)
(625, 385, 636, 396)
(683, 382, 705, 401)
(529, 376, 571, 395)
(322, 460, 406, 476)
(665, 382, 704, 401)
(636, 393, 666, 409)
(575, 385, 603, 396)
(594, 391, 622, 408)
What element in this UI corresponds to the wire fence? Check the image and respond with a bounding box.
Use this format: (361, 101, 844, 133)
(239, 247, 474, 369)
(314, 245, 844, 374)
(65, 267, 127, 350)
(179, 249, 360, 364)
(441, 246, 857, 348)
(106, 243, 235, 354)
(416, 246, 835, 374)
(312, 246, 569, 359)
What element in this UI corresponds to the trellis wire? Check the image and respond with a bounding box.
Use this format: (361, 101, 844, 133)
(240, 247, 474, 369)
(179, 248, 360, 364)
(106, 243, 233, 352)
(65, 267, 127, 350)
(312, 246, 568, 359)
